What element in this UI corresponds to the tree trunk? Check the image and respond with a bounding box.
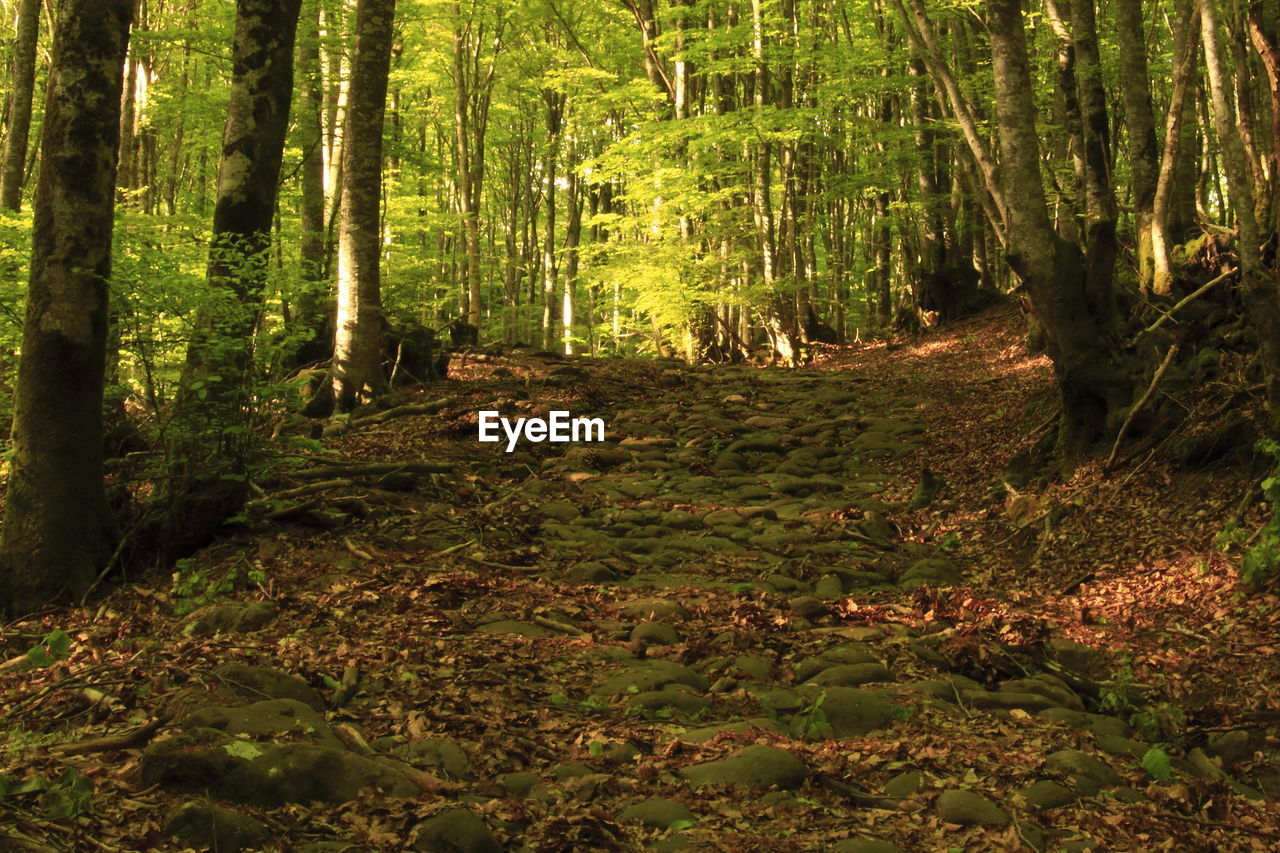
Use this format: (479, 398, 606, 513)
(0, 0, 41, 211)
(986, 0, 1128, 454)
(539, 89, 563, 352)
(1113, 0, 1159, 288)
(179, 0, 302, 459)
(293, 0, 331, 367)
(1151, 2, 1202, 293)
(0, 0, 134, 615)
(1201, 0, 1280, 433)
(332, 0, 396, 410)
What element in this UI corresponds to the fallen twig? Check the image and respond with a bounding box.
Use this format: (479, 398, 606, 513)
(1104, 342, 1180, 474)
(1130, 267, 1235, 344)
(47, 716, 168, 756)
(350, 396, 457, 427)
(289, 461, 455, 480)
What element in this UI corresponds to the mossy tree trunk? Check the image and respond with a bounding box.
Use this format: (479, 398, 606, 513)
(0, 0, 134, 615)
(166, 0, 302, 554)
(986, 0, 1132, 455)
(0, 0, 41, 211)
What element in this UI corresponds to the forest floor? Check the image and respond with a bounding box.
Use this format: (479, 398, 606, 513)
(3, 304, 1280, 852)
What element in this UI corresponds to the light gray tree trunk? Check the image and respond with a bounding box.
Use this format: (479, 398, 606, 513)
(332, 0, 396, 410)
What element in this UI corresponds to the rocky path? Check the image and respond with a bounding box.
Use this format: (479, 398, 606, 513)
(3, 312, 1278, 852)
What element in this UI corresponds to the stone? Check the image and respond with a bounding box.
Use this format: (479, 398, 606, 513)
(1206, 729, 1255, 765)
(1037, 708, 1131, 738)
(141, 731, 418, 806)
(537, 501, 581, 522)
(961, 689, 1057, 713)
(594, 661, 709, 696)
(679, 744, 808, 790)
(165, 802, 269, 853)
(999, 676, 1083, 711)
(212, 664, 324, 711)
(815, 575, 846, 600)
(500, 771, 541, 796)
(1044, 750, 1122, 786)
(1017, 780, 1077, 809)
(802, 663, 893, 688)
(184, 601, 279, 637)
(1093, 734, 1147, 760)
(802, 686, 900, 738)
(631, 621, 681, 646)
(184, 699, 340, 748)
(884, 770, 922, 798)
(395, 738, 473, 780)
(616, 798, 696, 830)
(936, 789, 1010, 827)
(899, 558, 959, 589)
(412, 808, 502, 853)
(625, 690, 710, 716)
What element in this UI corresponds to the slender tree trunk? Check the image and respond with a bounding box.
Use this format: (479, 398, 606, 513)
(333, 0, 396, 410)
(0, 0, 41, 210)
(1201, 0, 1280, 433)
(540, 90, 563, 351)
(1151, 2, 1201, 293)
(562, 134, 582, 355)
(1114, 0, 1159, 288)
(0, 0, 134, 615)
(294, 0, 330, 366)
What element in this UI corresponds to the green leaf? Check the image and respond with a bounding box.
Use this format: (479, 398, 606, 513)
(45, 630, 71, 658)
(1141, 747, 1173, 781)
(669, 819, 697, 831)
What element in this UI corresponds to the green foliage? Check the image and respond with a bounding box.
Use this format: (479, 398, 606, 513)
(1141, 747, 1173, 781)
(170, 557, 267, 616)
(1240, 439, 1280, 586)
(24, 629, 72, 669)
(797, 691, 828, 737)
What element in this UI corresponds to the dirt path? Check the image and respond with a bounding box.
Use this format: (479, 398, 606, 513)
(3, 307, 1278, 852)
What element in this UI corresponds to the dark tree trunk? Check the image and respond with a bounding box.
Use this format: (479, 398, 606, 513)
(0, 0, 41, 211)
(0, 0, 134, 615)
(986, 0, 1130, 455)
(166, 0, 302, 557)
(332, 0, 396, 410)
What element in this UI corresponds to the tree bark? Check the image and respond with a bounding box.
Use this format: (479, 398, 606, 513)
(0, 0, 41, 211)
(1114, 0, 1160, 288)
(1201, 0, 1280, 433)
(293, 0, 331, 367)
(0, 0, 134, 615)
(1151, 2, 1202, 293)
(179, 0, 303, 459)
(986, 0, 1128, 454)
(332, 0, 396, 410)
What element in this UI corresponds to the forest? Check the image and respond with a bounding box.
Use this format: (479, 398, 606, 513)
(0, 0, 1279, 849)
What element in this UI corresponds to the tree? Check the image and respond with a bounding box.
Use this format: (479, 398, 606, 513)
(985, 0, 1130, 453)
(166, 0, 303, 552)
(0, 0, 41, 211)
(332, 0, 397, 410)
(0, 0, 134, 615)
